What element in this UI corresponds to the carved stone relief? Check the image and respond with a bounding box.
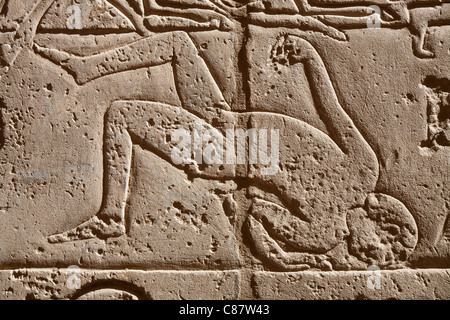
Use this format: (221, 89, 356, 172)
(0, 0, 449, 299)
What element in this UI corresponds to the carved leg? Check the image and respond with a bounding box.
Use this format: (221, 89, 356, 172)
(248, 13, 347, 41)
(48, 104, 133, 243)
(170, 31, 231, 121)
(107, 0, 150, 36)
(1, 0, 56, 68)
(33, 32, 175, 85)
(48, 100, 235, 243)
(246, 36, 379, 268)
(409, 8, 437, 59)
(295, 0, 376, 15)
(40, 29, 235, 243)
(144, 15, 229, 31)
(33, 31, 230, 117)
(143, 0, 233, 29)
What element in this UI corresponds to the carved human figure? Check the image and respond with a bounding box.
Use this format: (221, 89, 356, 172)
(313, 0, 450, 58)
(250, 0, 450, 58)
(409, 3, 450, 58)
(108, 0, 237, 32)
(7, 0, 419, 269)
(34, 30, 377, 250)
(29, 0, 359, 244)
(33, 1, 237, 240)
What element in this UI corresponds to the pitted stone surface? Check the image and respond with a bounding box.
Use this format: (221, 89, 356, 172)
(0, 0, 449, 300)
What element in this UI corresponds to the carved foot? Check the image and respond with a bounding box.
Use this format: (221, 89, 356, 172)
(48, 216, 126, 243)
(33, 43, 88, 84)
(413, 46, 435, 59)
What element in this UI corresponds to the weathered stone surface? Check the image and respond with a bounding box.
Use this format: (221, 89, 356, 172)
(0, 269, 240, 300)
(254, 269, 450, 300)
(0, 0, 449, 300)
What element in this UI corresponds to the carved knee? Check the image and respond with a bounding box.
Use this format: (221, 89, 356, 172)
(105, 101, 129, 128)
